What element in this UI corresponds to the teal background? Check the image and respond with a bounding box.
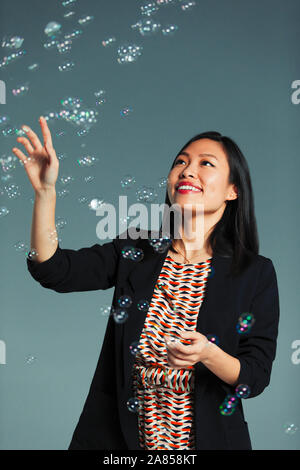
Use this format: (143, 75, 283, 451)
(0, 0, 300, 450)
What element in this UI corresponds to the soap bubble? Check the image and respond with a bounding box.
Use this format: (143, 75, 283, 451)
(283, 422, 298, 435)
(25, 355, 36, 364)
(88, 198, 104, 210)
(62, 0, 77, 6)
(2, 35, 24, 48)
(0, 206, 9, 218)
(55, 217, 67, 230)
(60, 175, 74, 185)
(78, 15, 94, 26)
(113, 307, 128, 324)
(63, 11, 76, 19)
(158, 176, 167, 188)
(120, 106, 133, 117)
(77, 155, 99, 167)
(206, 334, 220, 346)
(99, 305, 112, 317)
(4, 183, 21, 198)
(57, 189, 70, 198)
(180, 1, 196, 11)
(57, 39, 72, 54)
(235, 384, 251, 399)
(44, 39, 59, 49)
(121, 174, 136, 189)
(236, 312, 255, 334)
(44, 21, 62, 36)
(0, 154, 18, 172)
(137, 299, 149, 312)
(127, 396, 139, 412)
(130, 247, 144, 262)
(129, 340, 140, 356)
(136, 186, 157, 203)
(140, 2, 159, 16)
(28, 63, 39, 71)
(12, 83, 29, 97)
(148, 235, 172, 253)
(58, 60, 75, 72)
(122, 246, 135, 259)
(118, 294, 133, 308)
(0, 116, 9, 127)
(14, 241, 28, 252)
(102, 37, 116, 47)
(64, 29, 83, 41)
(131, 18, 161, 36)
(219, 394, 238, 416)
(27, 249, 39, 261)
(162, 24, 178, 36)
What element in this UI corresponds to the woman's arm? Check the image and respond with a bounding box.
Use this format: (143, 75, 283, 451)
(31, 187, 58, 262)
(201, 343, 241, 387)
(202, 258, 280, 396)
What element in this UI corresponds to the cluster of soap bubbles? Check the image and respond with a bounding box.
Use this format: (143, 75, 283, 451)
(121, 246, 144, 262)
(111, 294, 133, 324)
(0, 154, 18, 172)
(112, 294, 149, 324)
(236, 312, 255, 334)
(117, 43, 143, 64)
(0, 49, 26, 69)
(219, 384, 251, 416)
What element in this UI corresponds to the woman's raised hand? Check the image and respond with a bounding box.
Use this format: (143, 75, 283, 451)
(12, 116, 59, 193)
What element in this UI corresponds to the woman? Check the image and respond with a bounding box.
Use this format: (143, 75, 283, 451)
(12, 119, 280, 450)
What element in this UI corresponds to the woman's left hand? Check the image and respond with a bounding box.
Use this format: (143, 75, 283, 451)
(166, 330, 213, 369)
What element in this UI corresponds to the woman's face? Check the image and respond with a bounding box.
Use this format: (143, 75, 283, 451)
(167, 138, 238, 213)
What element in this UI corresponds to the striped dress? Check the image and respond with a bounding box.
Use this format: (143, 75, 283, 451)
(131, 254, 212, 450)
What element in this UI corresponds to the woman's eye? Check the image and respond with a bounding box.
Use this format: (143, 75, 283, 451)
(202, 160, 214, 167)
(174, 159, 214, 167)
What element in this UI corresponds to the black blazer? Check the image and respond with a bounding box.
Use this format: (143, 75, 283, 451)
(26, 228, 280, 450)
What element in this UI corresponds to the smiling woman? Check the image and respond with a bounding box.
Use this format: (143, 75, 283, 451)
(22, 122, 280, 450)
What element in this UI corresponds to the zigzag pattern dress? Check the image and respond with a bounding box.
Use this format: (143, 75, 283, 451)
(131, 254, 212, 450)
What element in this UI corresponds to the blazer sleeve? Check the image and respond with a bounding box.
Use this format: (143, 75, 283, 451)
(26, 231, 126, 293)
(234, 257, 280, 399)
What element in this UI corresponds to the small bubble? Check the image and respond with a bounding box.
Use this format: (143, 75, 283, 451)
(127, 396, 139, 412)
(118, 294, 133, 308)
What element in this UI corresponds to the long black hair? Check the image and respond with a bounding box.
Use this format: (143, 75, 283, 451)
(159, 131, 259, 277)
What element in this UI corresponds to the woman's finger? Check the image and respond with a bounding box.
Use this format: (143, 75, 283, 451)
(21, 124, 43, 151)
(12, 146, 31, 165)
(16, 136, 34, 155)
(39, 116, 53, 147)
